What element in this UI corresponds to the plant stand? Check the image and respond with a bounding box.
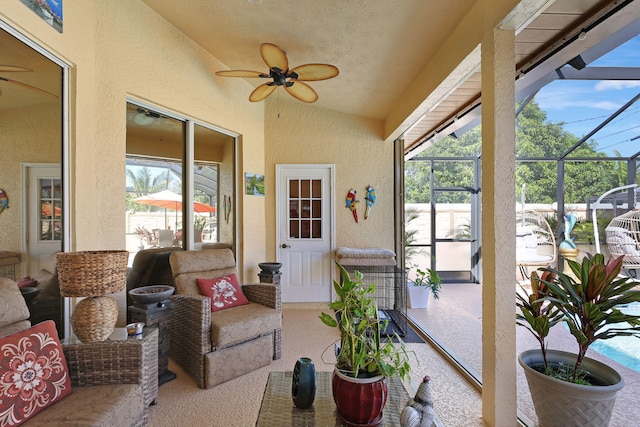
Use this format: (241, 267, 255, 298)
(519, 349, 623, 427)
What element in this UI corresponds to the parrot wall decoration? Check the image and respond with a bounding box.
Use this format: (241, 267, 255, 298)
(0, 189, 8, 215)
(364, 185, 376, 219)
(345, 189, 359, 223)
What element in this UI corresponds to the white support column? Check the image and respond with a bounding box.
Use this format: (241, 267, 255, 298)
(481, 26, 517, 426)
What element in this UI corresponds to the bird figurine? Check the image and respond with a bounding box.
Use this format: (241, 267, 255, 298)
(364, 185, 376, 220)
(345, 189, 359, 223)
(0, 189, 8, 215)
(400, 376, 436, 427)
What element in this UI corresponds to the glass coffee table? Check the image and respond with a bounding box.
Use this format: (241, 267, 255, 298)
(256, 370, 410, 426)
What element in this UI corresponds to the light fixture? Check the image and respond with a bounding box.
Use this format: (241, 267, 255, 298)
(133, 108, 160, 126)
(578, 31, 587, 41)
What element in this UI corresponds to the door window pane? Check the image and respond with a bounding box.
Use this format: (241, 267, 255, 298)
(39, 178, 62, 241)
(288, 178, 323, 240)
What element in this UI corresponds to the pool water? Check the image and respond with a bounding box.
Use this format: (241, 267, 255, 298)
(590, 302, 640, 373)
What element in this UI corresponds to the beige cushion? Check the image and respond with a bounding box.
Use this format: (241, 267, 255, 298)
(170, 249, 238, 295)
(40, 251, 59, 275)
(0, 278, 30, 335)
(335, 247, 395, 259)
(25, 384, 144, 426)
(210, 302, 281, 347)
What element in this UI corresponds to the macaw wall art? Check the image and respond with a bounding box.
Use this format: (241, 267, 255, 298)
(364, 185, 376, 219)
(0, 189, 8, 215)
(345, 189, 359, 223)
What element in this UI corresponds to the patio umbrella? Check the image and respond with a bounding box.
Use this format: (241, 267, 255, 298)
(133, 189, 215, 230)
(133, 190, 216, 213)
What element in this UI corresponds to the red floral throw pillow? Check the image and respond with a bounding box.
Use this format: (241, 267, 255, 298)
(0, 320, 72, 426)
(197, 274, 250, 312)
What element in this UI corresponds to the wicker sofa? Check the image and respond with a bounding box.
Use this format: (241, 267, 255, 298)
(169, 248, 282, 388)
(0, 277, 158, 426)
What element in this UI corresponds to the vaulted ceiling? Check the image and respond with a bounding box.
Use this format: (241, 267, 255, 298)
(2, 0, 639, 154)
(140, 0, 640, 153)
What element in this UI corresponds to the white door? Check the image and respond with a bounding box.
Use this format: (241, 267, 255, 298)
(24, 164, 62, 275)
(276, 165, 334, 302)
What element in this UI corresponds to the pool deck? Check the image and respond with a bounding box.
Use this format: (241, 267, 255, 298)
(407, 280, 640, 426)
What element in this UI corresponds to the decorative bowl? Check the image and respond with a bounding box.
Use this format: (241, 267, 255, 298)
(128, 285, 175, 304)
(20, 287, 41, 305)
(258, 262, 282, 273)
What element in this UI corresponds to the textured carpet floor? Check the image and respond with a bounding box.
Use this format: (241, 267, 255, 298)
(147, 307, 482, 426)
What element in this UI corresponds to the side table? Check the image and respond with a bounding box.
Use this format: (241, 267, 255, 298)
(129, 299, 176, 385)
(61, 327, 159, 406)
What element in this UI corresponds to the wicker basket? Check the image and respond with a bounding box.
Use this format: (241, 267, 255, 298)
(57, 250, 128, 297)
(71, 296, 118, 343)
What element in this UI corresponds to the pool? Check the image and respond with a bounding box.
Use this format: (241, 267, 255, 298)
(590, 302, 640, 373)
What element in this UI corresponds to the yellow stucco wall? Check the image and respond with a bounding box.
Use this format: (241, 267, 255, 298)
(0, 104, 60, 277)
(1, 1, 266, 279)
(264, 99, 393, 263)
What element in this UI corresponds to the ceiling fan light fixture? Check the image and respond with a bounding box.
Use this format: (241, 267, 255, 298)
(215, 43, 338, 104)
(133, 109, 157, 126)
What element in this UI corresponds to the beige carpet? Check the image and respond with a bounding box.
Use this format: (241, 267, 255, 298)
(148, 306, 483, 426)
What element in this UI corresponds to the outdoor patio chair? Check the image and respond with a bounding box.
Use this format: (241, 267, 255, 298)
(168, 248, 282, 388)
(516, 210, 557, 279)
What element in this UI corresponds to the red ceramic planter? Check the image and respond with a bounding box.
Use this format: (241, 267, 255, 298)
(332, 369, 388, 426)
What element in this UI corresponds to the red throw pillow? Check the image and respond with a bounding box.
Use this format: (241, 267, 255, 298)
(197, 274, 250, 312)
(0, 320, 72, 426)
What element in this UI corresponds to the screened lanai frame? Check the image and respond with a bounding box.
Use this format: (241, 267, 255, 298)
(400, 33, 640, 427)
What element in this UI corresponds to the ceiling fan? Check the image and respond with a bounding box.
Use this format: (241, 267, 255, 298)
(132, 108, 161, 126)
(215, 43, 339, 103)
(0, 65, 58, 98)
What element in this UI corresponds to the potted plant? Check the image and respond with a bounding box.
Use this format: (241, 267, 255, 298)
(517, 253, 640, 427)
(407, 268, 442, 309)
(193, 216, 207, 242)
(320, 262, 411, 426)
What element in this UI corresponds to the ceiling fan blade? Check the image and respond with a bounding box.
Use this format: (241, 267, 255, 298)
(261, 43, 288, 72)
(215, 70, 265, 78)
(285, 80, 318, 103)
(249, 83, 277, 102)
(290, 64, 339, 81)
(0, 65, 32, 72)
(0, 77, 58, 98)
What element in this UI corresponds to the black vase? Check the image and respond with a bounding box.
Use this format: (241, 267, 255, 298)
(292, 357, 316, 409)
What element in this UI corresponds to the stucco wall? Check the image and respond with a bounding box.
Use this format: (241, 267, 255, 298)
(1, 1, 266, 280)
(264, 99, 393, 263)
(0, 104, 60, 277)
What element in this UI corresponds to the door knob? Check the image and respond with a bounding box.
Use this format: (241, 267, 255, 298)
(281, 244, 291, 248)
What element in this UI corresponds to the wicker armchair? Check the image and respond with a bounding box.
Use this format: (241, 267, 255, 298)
(168, 248, 282, 389)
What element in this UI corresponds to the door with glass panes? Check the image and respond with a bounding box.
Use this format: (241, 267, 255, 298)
(277, 165, 333, 302)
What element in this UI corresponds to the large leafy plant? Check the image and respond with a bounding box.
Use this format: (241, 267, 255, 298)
(413, 268, 443, 299)
(320, 262, 411, 379)
(517, 253, 640, 383)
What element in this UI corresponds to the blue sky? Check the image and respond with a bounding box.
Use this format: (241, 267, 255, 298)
(535, 34, 640, 157)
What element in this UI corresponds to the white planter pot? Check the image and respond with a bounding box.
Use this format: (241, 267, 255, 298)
(518, 349, 624, 427)
(407, 286, 430, 309)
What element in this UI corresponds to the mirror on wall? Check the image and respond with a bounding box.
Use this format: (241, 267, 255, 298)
(0, 25, 65, 335)
(125, 102, 236, 259)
